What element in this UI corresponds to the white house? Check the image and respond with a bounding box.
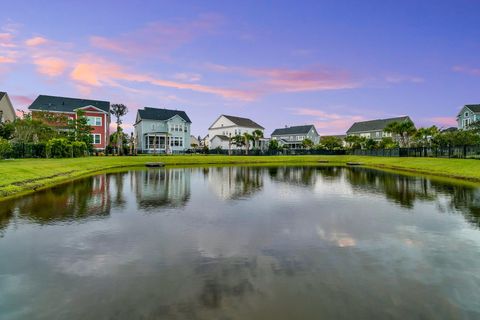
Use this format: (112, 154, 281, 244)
(0, 92, 15, 123)
(208, 115, 264, 150)
(134, 107, 191, 154)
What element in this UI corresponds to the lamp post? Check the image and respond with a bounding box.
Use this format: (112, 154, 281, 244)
(228, 132, 232, 156)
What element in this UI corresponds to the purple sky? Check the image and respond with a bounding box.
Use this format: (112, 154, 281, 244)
(1, 0, 479, 136)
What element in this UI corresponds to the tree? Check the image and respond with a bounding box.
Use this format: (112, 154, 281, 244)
(378, 137, 398, 149)
(365, 138, 378, 150)
(345, 135, 366, 149)
(110, 104, 128, 155)
(268, 139, 280, 151)
(412, 126, 439, 147)
(384, 119, 416, 147)
(67, 110, 94, 152)
(252, 129, 264, 150)
(320, 136, 343, 150)
(231, 135, 245, 151)
(243, 132, 253, 155)
(13, 112, 57, 143)
(0, 121, 15, 140)
(109, 129, 129, 154)
(301, 138, 314, 149)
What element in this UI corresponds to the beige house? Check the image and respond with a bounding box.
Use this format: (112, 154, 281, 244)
(0, 92, 15, 123)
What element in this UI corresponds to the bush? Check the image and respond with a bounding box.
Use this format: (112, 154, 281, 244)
(72, 141, 87, 157)
(0, 138, 12, 159)
(47, 138, 72, 158)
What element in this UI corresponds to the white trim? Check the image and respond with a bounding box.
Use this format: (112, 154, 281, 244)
(75, 105, 108, 113)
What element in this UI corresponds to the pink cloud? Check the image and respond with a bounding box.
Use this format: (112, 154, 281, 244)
(90, 14, 223, 57)
(0, 56, 16, 63)
(0, 32, 16, 48)
(70, 57, 257, 100)
(291, 107, 365, 135)
(25, 36, 49, 46)
(10, 95, 35, 108)
(34, 57, 68, 77)
(206, 63, 359, 94)
(452, 65, 480, 76)
(430, 117, 457, 128)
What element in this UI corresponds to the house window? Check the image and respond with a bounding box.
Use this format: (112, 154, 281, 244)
(87, 116, 102, 126)
(92, 134, 101, 145)
(170, 136, 183, 147)
(465, 112, 469, 117)
(376, 132, 380, 137)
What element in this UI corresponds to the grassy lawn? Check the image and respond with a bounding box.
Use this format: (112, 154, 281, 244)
(0, 154, 479, 200)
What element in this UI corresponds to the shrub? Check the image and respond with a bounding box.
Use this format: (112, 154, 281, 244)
(0, 138, 12, 159)
(47, 138, 72, 158)
(72, 141, 87, 157)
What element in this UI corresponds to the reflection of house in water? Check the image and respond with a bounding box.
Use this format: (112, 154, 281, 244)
(268, 166, 318, 187)
(134, 168, 191, 209)
(0, 174, 112, 232)
(206, 167, 264, 200)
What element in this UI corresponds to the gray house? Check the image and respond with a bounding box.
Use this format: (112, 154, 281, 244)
(0, 92, 15, 123)
(346, 116, 412, 141)
(457, 104, 480, 130)
(134, 107, 191, 154)
(271, 125, 320, 148)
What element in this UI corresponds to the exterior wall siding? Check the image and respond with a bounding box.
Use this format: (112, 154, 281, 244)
(457, 107, 480, 129)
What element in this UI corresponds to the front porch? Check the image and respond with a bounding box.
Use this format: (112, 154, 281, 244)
(143, 133, 171, 152)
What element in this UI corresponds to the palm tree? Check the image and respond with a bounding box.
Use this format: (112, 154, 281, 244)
(252, 129, 264, 150)
(110, 104, 128, 155)
(243, 132, 253, 155)
(384, 120, 416, 147)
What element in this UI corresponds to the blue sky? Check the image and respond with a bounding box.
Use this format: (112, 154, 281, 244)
(1, 0, 479, 136)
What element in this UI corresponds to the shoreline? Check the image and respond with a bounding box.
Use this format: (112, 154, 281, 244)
(1, 155, 480, 201)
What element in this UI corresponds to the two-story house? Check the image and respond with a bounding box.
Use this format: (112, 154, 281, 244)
(457, 104, 480, 129)
(28, 95, 110, 150)
(134, 107, 191, 154)
(208, 115, 264, 150)
(346, 116, 412, 141)
(0, 92, 16, 123)
(271, 125, 320, 148)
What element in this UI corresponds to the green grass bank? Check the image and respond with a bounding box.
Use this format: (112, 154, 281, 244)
(0, 155, 479, 200)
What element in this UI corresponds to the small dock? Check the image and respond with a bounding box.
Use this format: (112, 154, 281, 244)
(346, 162, 363, 166)
(145, 162, 165, 168)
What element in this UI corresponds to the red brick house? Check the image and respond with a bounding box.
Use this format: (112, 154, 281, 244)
(28, 95, 111, 150)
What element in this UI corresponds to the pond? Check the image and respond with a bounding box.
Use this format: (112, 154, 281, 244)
(0, 166, 479, 319)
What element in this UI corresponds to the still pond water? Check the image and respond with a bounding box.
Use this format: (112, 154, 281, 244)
(1, 166, 480, 319)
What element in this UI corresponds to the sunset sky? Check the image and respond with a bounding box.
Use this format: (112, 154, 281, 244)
(1, 0, 479, 136)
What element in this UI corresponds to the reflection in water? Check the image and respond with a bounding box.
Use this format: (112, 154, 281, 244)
(0, 166, 480, 319)
(134, 168, 190, 209)
(205, 166, 263, 199)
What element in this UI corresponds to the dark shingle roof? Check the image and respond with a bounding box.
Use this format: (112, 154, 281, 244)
(347, 116, 411, 134)
(28, 95, 110, 113)
(0, 92, 5, 100)
(222, 115, 264, 129)
(138, 107, 191, 123)
(271, 125, 315, 136)
(465, 105, 480, 113)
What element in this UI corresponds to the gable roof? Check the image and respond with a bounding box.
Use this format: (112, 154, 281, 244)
(211, 135, 230, 141)
(137, 107, 191, 123)
(221, 115, 264, 129)
(28, 95, 110, 113)
(347, 116, 411, 133)
(271, 125, 315, 136)
(463, 104, 480, 113)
